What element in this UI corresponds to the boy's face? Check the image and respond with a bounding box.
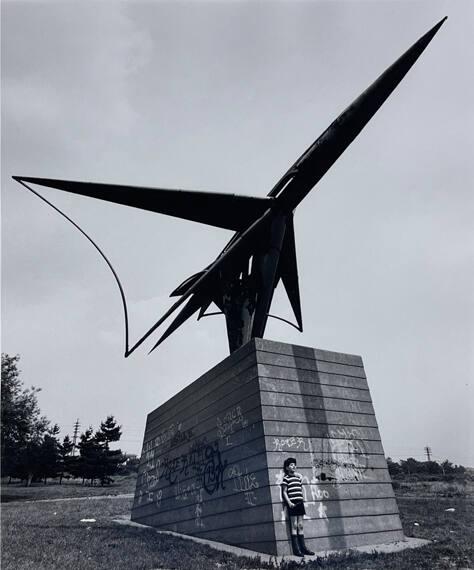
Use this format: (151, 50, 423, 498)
(287, 462, 296, 473)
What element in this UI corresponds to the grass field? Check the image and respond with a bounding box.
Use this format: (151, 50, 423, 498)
(1, 474, 137, 502)
(1, 477, 472, 569)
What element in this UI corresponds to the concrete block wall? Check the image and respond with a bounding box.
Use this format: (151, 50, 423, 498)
(131, 340, 277, 553)
(257, 339, 404, 555)
(131, 338, 404, 555)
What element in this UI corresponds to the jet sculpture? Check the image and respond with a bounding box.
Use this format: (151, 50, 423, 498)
(14, 18, 446, 355)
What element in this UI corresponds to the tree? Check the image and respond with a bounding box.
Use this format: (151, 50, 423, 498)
(95, 416, 124, 485)
(75, 417, 124, 485)
(1, 355, 128, 486)
(1, 354, 50, 483)
(399, 457, 421, 476)
(120, 454, 140, 475)
(76, 427, 101, 485)
(58, 435, 75, 483)
(96, 416, 122, 449)
(36, 425, 62, 483)
(387, 457, 403, 478)
(440, 459, 465, 476)
(425, 460, 442, 475)
(388, 457, 466, 480)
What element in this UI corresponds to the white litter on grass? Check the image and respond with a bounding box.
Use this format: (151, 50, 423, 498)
(414, 522, 420, 526)
(80, 518, 96, 522)
(445, 508, 456, 512)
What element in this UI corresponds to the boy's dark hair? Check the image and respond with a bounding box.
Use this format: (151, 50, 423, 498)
(283, 457, 297, 472)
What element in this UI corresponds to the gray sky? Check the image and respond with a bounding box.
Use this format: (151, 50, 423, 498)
(2, 0, 472, 465)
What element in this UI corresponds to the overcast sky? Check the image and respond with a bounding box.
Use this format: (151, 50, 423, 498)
(2, 0, 472, 465)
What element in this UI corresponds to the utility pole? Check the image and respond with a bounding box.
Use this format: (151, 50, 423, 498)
(72, 419, 80, 456)
(424, 446, 432, 462)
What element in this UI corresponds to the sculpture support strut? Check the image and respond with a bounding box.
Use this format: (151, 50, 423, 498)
(223, 279, 256, 353)
(252, 213, 287, 339)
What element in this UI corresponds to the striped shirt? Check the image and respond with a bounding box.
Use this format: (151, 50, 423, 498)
(282, 473, 304, 501)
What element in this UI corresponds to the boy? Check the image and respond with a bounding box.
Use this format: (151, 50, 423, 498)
(281, 457, 315, 557)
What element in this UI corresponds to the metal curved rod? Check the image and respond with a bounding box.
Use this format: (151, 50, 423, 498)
(196, 310, 302, 332)
(267, 313, 302, 332)
(17, 180, 131, 357)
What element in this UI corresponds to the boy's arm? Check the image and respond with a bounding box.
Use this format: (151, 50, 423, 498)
(282, 485, 294, 508)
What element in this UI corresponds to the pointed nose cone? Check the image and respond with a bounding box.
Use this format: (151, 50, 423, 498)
(420, 16, 448, 44)
(277, 17, 448, 210)
(362, 16, 447, 110)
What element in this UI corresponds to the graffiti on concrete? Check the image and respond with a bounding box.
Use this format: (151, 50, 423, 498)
(272, 436, 310, 452)
(272, 431, 371, 483)
(274, 429, 374, 521)
(195, 489, 204, 528)
(317, 502, 328, 519)
(327, 427, 365, 440)
(155, 489, 163, 509)
(244, 490, 258, 506)
(318, 433, 370, 482)
(139, 437, 228, 504)
(309, 484, 330, 501)
(137, 405, 260, 519)
(143, 422, 194, 457)
(216, 405, 248, 447)
(175, 479, 201, 502)
(227, 463, 260, 494)
(201, 441, 228, 494)
(313, 457, 369, 482)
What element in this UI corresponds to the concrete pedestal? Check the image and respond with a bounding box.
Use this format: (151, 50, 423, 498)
(131, 339, 404, 556)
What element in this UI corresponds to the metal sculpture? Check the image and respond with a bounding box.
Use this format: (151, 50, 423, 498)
(14, 18, 446, 355)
